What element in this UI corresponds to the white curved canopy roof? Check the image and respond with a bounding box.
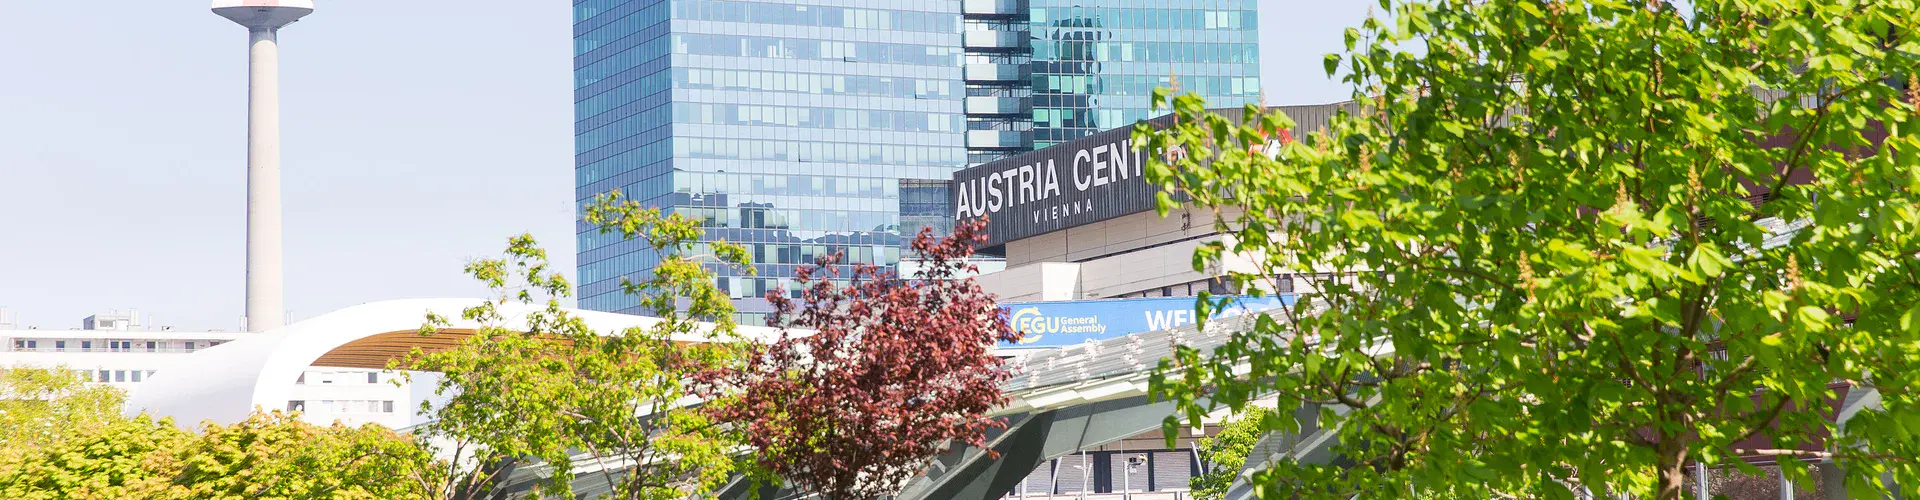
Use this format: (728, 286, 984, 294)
(126, 298, 780, 427)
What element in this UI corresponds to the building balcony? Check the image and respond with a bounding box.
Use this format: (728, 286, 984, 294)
(967, 130, 1031, 150)
(963, 30, 1029, 51)
(962, 0, 1023, 17)
(966, 96, 1030, 116)
(965, 63, 1029, 83)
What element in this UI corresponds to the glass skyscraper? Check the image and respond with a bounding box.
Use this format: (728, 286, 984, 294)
(575, 0, 1257, 318)
(574, 0, 967, 319)
(964, 0, 1262, 163)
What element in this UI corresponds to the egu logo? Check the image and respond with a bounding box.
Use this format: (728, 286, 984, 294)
(1009, 307, 1044, 344)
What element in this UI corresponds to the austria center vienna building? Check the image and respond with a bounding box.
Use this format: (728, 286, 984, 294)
(572, 0, 1260, 319)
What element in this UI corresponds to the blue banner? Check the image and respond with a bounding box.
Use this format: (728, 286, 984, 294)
(1000, 295, 1295, 348)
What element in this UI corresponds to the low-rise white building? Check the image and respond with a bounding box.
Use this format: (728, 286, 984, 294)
(0, 309, 412, 428)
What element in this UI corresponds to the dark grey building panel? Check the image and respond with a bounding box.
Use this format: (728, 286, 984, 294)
(951, 104, 1351, 248)
(952, 114, 1165, 247)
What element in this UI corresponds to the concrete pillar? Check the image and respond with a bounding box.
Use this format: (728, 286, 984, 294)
(1820, 462, 1847, 500)
(244, 27, 285, 332)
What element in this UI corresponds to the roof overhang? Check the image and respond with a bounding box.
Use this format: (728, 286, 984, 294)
(126, 298, 777, 427)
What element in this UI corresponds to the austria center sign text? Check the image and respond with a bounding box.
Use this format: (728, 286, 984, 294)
(953, 138, 1144, 235)
(951, 115, 1172, 247)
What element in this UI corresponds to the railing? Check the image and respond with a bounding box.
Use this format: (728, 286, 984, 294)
(965, 30, 1030, 51)
(1007, 492, 1190, 500)
(962, 0, 1022, 16)
(967, 96, 1031, 115)
(966, 63, 1030, 82)
(968, 129, 1032, 149)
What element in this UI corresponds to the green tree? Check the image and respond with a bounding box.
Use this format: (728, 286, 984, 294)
(398, 191, 755, 500)
(158, 411, 443, 499)
(1141, 0, 1920, 498)
(0, 366, 128, 459)
(0, 415, 184, 499)
(1189, 409, 1276, 500)
(0, 411, 441, 500)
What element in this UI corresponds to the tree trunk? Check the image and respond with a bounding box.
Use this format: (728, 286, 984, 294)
(1656, 437, 1689, 500)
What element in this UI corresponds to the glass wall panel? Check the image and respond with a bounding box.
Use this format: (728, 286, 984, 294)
(576, 0, 964, 315)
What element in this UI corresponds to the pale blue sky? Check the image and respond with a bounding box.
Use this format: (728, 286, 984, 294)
(0, 1, 1370, 330)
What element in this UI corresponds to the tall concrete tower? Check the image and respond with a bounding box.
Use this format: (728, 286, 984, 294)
(213, 0, 313, 332)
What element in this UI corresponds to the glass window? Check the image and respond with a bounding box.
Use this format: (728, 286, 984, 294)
(383, 400, 396, 413)
(366, 372, 379, 384)
(99, 369, 109, 382)
(131, 371, 142, 383)
(114, 371, 126, 383)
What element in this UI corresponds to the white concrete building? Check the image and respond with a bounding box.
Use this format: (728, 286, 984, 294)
(2, 324, 240, 391)
(0, 309, 412, 428)
(952, 105, 1358, 306)
(978, 208, 1281, 303)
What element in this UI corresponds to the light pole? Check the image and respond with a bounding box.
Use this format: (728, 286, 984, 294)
(1695, 462, 1708, 499)
(211, 0, 313, 332)
(1122, 454, 1146, 500)
(1079, 450, 1089, 500)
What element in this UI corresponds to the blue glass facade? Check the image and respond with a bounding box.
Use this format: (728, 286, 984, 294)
(964, 0, 1261, 161)
(1026, 0, 1262, 149)
(574, 0, 966, 318)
